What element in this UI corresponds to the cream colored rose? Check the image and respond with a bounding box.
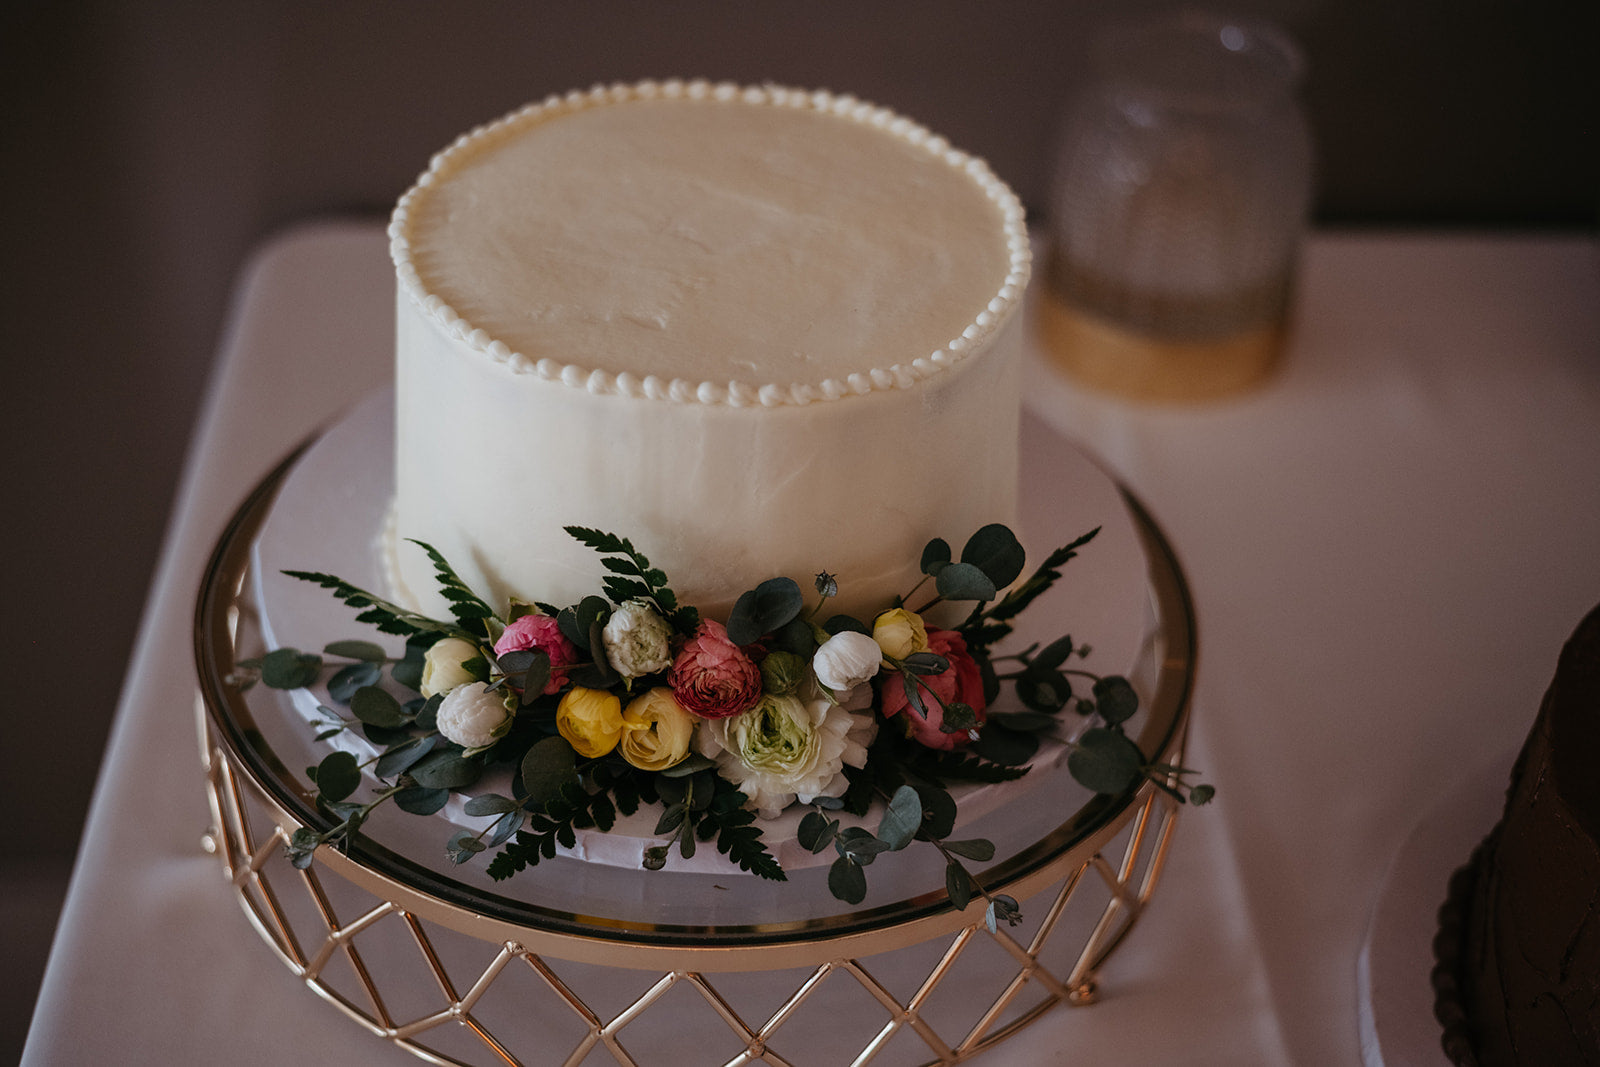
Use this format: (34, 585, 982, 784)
(420, 636, 482, 698)
(618, 688, 695, 771)
(556, 686, 624, 758)
(812, 630, 882, 691)
(601, 599, 674, 679)
(872, 608, 929, 662)
(435, 681, 514, 751)
(695, 692, 876, 819)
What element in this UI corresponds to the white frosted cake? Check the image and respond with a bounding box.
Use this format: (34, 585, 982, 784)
(387, 80, 1031, 622)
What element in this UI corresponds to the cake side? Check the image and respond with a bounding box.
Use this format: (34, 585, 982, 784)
(1439, 603, 1600, 1065)
(388, 80, 1030, 621)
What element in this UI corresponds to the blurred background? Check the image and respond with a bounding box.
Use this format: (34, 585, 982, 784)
(1, 0, 1594, 1058)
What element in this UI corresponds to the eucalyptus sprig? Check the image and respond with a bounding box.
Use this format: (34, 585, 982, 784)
(247, 517, 1208, 907)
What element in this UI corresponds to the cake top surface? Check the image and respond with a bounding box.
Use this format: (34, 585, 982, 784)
(390, 81, 1029, 402)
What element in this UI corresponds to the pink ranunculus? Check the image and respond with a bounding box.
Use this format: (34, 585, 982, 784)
(879, 628, 987, 751)
(493, 613, 581, 695)
(668, 619, 763, 720)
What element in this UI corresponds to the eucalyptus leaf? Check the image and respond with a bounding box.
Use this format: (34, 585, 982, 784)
(413, 693, 443, 731)
(1031, 634, 1078, 672)
(876, 785, 923, 851)
(1092, 676, 1139, 725)
(656, 775, 688, 806)
(497, 649, 537, 674)
(945, 860, 972, 911)
(409, 750, 482, 790)
(463, 793, 520, 817)
(939, 702, 980, 734)
(934, 562, 997, 603)
(1016, 668, 1071, 712)
(659, 753, 717, 778)
(261, 648, 322, 689)
(920, 538, 951, 575)
(520, 737, 580, 808)
(576, 596, 611, 644)
(1067, 727, 1144, 794)
(324, 639, 387, 663)
(446, 829, 486, 864)
(961, 523, 1026, 589)
(986, 709, 1060, 733)
(392, 643, 427, 691)
(485, 810, 522, 849)
(375, 734, 438, 778)
(655, 804, 686, 835)
(328, 661, 383, 704)
(362, 722, 412, 748)
(1189, 784, 1216, 806)
(985, 894, 1022, 932)
(911, 784, 957, 840)
(940, 838, 996, 862)
(727, 576, 804, 645)
(828, 856, 867, 905)
(314, 751, 360, 803)
(822, 614, 871, 637)
(769, 617, 818, 658)
(350, 685, 407, 729)
(901, 652, 950, 676)
(797, 811, 837, 854)
(393, 786, 449, 815)
(834, 826, 889, 865)
(971, 724, 1039, 767)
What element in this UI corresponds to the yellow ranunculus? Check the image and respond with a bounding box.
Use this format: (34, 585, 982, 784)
(618, 687, 695, 771)
(555, 686, 623, 758)
(872, 608, 929, 663)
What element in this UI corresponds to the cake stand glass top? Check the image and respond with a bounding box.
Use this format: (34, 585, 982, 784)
(194, 401, 1194, 964)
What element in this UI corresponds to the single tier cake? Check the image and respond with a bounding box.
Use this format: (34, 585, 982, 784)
(387, 80, 1030, 622)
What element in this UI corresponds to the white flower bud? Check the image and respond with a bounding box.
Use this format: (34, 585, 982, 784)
(812, 630, 883, 691)
(434, 681, 513, 750)
(419, 636, 481, 698)
(601, 599, 674, 679)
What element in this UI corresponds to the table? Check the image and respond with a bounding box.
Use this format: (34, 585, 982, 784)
(25, 221, 1600, 1065)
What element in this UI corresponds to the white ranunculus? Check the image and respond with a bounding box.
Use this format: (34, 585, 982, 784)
(812, 630, 882, 691)
(696, 691, 877, 819)
(601, 599, 674, 679)
(434, 681, 513, 750)
(419, 636, 482, 698)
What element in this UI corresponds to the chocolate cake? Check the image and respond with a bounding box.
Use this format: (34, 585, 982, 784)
(1434, 603, 1600, 1065)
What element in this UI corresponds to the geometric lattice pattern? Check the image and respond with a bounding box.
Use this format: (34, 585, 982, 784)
(201, 700, 1183, 1067)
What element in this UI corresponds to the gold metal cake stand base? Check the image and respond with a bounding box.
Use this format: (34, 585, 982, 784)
(196, 447, 1195, 1067)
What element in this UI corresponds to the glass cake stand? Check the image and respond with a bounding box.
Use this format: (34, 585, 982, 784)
(195, 416, 1196, 1067)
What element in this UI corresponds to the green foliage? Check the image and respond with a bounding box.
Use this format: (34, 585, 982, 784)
(565, 526, 698, 633)
(727, 576, 804, 645)
(960, 524, 1027, 590)
(935, 562, 996, 603)
(957, 527, 1100, 654)
(408, 540, 497, 638)
(1068, 727, 1144, 794)
(282, 569, 460, 638)
(260, 648, 322, 689)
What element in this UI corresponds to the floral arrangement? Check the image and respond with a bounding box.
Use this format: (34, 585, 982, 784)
(240, 523, 1209, 930)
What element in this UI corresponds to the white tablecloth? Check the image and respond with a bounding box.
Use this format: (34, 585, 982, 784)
(25, 221, 1600, 1065)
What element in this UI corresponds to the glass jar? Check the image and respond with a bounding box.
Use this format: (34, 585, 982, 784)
(1041, 11, 1314, 401)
